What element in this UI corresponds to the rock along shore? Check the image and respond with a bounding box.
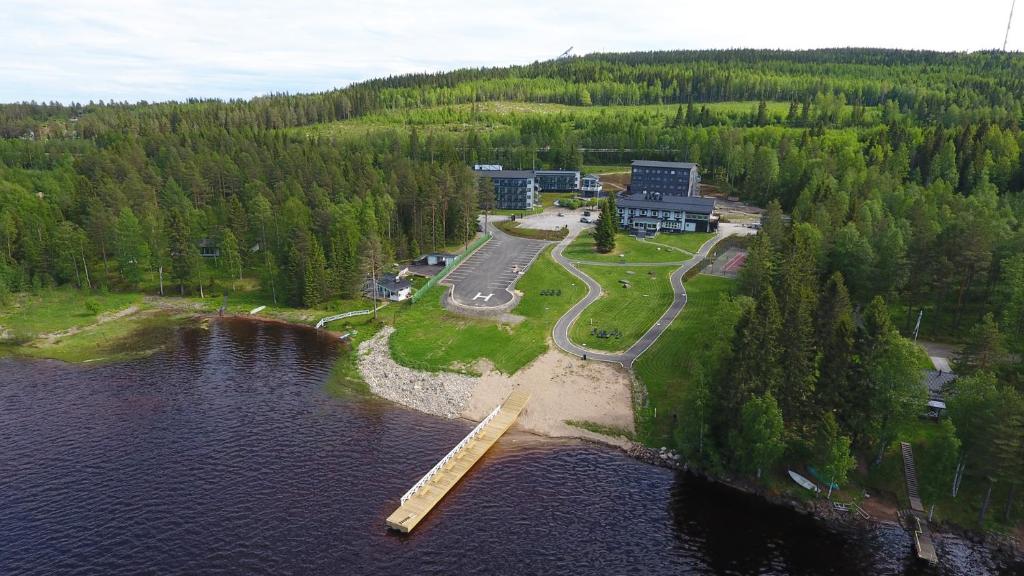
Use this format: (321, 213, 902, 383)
(356, 326, 477, 419)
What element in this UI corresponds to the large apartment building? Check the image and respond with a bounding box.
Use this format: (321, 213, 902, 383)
(617, 159, 714, 235)
(630, 160, 701, 197)
(473, 169, 539, 210)
(534, 170, 581, 192)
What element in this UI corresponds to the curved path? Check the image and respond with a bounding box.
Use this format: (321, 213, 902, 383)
(551, 226, 739, 367)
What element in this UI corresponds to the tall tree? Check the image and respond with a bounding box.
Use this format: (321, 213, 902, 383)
(732, 392, 786, 479)
(114, 207, 150, 287)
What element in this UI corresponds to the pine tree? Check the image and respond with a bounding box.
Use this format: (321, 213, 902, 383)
(167, 208, 198, 295)
(756, 99, 769, 126)
(303, 237, 327, 307)
(816, 272, 855, 415)
(957, 313, 1006, 375)
(220, 229, 242, 285)
(593, 196, 616, 253)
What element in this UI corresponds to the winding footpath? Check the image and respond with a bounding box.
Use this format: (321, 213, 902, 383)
(551, 226, 740, 367)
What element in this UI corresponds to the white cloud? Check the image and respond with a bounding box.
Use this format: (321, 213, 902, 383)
(0, 0, 1020, 103)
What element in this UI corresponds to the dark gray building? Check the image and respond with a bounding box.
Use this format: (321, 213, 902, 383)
(616, 192, 717, 236)
(534, 170, 580, 192)
(474, 169, 538, 210)
(630, 160, 700, 197)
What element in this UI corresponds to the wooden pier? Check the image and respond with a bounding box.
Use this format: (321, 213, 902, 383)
(900, 441, 939, 565)
(385, 390, 530, 533)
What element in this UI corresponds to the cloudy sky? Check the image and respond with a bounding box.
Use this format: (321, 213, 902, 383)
(2, 0, 1020, 104)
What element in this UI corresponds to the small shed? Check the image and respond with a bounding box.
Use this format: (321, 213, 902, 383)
(422, 253, 459, 267)
(197, 239, 220, 258)
(365, 275, 412, 302)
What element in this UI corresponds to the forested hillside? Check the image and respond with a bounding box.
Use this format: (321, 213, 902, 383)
(2, 47, 1024, 529)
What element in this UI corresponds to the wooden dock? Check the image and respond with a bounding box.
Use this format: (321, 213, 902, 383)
(900, 441, 938, 565)
(385, 390, 530, 533)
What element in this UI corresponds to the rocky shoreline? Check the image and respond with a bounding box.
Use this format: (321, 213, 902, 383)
(355, 326, 477, 419)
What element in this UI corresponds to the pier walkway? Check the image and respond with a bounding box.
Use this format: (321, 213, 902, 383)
(386, 390, 530, 533)
(900, 441, 938, 565)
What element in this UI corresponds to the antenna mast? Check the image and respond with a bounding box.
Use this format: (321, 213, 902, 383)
(1006, 0, 1017, 51)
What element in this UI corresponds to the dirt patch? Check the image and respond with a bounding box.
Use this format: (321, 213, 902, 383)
(465, 348, 635, 446)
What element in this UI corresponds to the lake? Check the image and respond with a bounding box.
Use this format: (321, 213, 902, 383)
(0, 318, 1018, 575)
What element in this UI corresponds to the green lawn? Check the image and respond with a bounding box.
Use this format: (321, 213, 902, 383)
(647, 232, 716, 254)
(0, 288, 142, 339)
(13, 311, 194, 364)
(569, 264, 677, 352)
(389, 245, 585, 374)
(633, 275, 739, 448)
(564, 231, 694, 264)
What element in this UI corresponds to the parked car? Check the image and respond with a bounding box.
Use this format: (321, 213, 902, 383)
(580, 216, 591, 223)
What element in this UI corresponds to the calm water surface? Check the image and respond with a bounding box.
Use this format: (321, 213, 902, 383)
(1, 319, 1019, 575)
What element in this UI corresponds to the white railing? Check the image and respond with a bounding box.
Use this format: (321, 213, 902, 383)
(400, 403, 503, 504)
(315, 309, 372, 329)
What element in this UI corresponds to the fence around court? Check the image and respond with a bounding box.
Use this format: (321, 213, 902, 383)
(409, 233, 492, 304)
(682, 233, 751, 281)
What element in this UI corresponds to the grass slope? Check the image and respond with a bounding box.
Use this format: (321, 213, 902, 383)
(389, 245, 585, 374)
(0, 289, 141, 339)
(569, 264, 676, 352)
(564, 231, 694, 264)
(633, 275, 739, 447)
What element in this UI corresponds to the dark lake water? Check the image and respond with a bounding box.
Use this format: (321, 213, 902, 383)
(1, 319, 1020, 575)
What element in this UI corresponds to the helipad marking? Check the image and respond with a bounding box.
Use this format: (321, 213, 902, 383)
(473, 292, 494, 302)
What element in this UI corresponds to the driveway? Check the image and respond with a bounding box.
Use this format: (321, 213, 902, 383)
(441, 222, 550, 309)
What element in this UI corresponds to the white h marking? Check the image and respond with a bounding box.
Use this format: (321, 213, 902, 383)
(473, 292, 494, 302)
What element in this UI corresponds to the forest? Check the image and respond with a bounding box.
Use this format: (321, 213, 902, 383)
(1, 48, 1023, 527)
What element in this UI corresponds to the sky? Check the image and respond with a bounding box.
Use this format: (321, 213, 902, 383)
(1, 0, 1021, 104)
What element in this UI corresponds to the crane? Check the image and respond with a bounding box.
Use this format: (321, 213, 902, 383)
(558, 46, 573, 59)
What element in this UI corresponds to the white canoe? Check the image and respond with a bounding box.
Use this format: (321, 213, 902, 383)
(788, 470, 820, 493)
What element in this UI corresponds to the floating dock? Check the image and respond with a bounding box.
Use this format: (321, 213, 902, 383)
(386, 390, 530, 533)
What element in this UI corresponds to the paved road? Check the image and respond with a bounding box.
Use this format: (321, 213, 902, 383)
(551, 225, 744, 367)
(442, 222, 549, 309)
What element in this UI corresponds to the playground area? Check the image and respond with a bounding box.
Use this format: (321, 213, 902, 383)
(704, 247, 748, 279)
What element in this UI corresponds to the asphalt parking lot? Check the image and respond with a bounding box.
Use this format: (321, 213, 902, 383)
(442, 225, 550, 308)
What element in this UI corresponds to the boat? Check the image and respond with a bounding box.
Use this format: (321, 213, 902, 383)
(788, 470, 820, 493)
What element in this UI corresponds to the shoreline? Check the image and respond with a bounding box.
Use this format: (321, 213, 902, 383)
(5, 307, 1020, 557)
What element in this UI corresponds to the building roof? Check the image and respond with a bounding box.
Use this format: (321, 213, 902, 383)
(617, 193, 716, 214)
(474, 169, 534, 179)
(377, 276, 411, 291)
(631, 160, 698, 169)
(923, 370, 957, 400)
(424, 252, 458, 258)
(534, 170, 580, 176)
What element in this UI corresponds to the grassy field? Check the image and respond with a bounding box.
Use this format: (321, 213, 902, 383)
(647, 232, 716, 254)
(564, 231, 694, 263)
(0, 288, 142, 339)
(569, 264, 677, 352)
(388, 245, 585, 374)
(633, 275, 738, 448)
(296, 100, 872, 141)
(13, 312, 196, 363)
